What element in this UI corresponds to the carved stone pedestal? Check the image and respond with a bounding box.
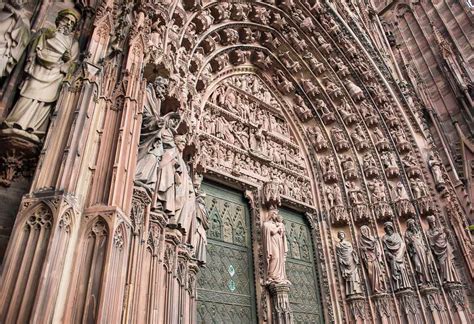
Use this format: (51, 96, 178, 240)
(0, 129, 40, 187)
(268, 282, 293, 324)
(347, 295, 368, 323)
(395, 289, 422, 324)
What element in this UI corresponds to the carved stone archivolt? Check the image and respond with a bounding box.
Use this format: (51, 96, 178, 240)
(0, 1, 471, 323)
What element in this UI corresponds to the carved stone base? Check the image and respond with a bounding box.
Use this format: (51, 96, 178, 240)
(365, 115, 379, 127)
(373, 202, 393, 221)
(395, 199, 416, 218)
(267, 282, 293, 324)
(321, 112, 336, 125)
(330, 205, 349, 225)
(0, 128, 40, 187)
(346, 295, 368, 322)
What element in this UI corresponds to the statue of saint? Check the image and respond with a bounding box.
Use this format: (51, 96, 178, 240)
(335, 231, 362, 296)
(428, 153, 445, 188)
(156, 113, 181, 213)
(134, 78, 168, 193)
(382, 222, 412, 290)
(404, 218, 432, 285)
(359, 225, 387, 293)
(263, 207, 289, 284)
(191, 186, 209, 266)
(0, 0, 30, 78)
(3, 9, 80, 139)
(426, 215, 460, 283)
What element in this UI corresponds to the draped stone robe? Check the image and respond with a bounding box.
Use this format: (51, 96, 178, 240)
(263, 218, 288, 284)
(134, 84, 163, 191)
(336, 239, 362, 296)
(427, 226, 459, 283)
(382, 232, 412, 290)
(0, 4, 30, 78)
(5, 27, 78, 136)
(405, 227, 432, 284)
(359, 229, 386, 293)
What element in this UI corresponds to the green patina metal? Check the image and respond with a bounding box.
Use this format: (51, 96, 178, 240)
(197, 182, 258, 324)
(280, 208, 323, 324)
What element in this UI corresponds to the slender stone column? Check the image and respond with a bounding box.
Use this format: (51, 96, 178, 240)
(268, 282, 293, 324)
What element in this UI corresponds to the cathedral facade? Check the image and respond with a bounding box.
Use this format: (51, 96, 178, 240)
(0, 1, 472, 323)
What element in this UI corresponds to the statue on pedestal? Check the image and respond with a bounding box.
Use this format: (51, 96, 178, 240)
(3, 9, 80, 140)
(359, 225, 387, 293)
(0, 0, 30, 78)
(263, 206, 289, 284)
(426, 215, 460, 283)
(134, 77, 169, 193)
(336, 231, 363, 296)
(382, 222, 412, 290)
(404, 218, 432, 285)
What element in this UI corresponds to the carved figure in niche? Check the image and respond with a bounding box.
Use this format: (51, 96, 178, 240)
(273, 69, 294, 94)
(313, 32, 332, 54)
(156, 113, 185, 214)
(426, 216, 460, 283)
(215, 115, 234, 144)
(0, 0, 30, 78)
(368, 179, 386, 203)
(321, 155, 337, 182)
(358, 100, 374, 119)
(263, 207, 289, 284)
(307, 125, 327, 151)
(331, 126, 349, 151)
(382, 222, 412, 291)
(346, 181, 364, 205)
(394, 128, 410, 152)
(428, 152, 445, 190)
(410, 178, 428, 199)
(253, 51, 272, 69)
(336, 231, 363, 296)
(338, 34, 357, 58)
(293, 93, 312, 122)
(278, 50, 301, 73)
(303, 51, 325, 74)
(191, 179, 209, 265)
(341, 155, 357, 180)
(3, 9, 81, 139)
(315, 98, 330, 115)
(405, 218, 432, 286)
(362, 153, 377, 176)
(329, 57, 349, 77)
(402, 154, 421, 176)
(338, 98, 352, 116)
(352, 124, 369, 151)
(344, 79, 365, 101)
(135, 78, 169, 192)
(270, 12, 286, 30)
(324, 79, 342, 99)
(300, 78, 320, 98)
(380, 151, 399, 178)
(359, 225, 387, 293)
(326, 183, 343, 207)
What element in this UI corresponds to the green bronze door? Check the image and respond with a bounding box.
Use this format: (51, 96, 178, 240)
(197, 183, 257, 324)
(281, 209, 323, 323)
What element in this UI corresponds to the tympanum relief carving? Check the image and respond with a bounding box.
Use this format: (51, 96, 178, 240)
(197, 74, 313, 206)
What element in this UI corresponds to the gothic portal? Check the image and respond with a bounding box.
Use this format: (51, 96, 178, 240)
(0, 1, 473, 323)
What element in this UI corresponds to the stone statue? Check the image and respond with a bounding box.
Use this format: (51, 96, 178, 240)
(263, 207, 289, 284)
(426, 215, 460, 283)
(134, 78, 169, 192)
(359, 226, 387, 293)
(0, 0, 30, 78)
(428, 153, 445, 189)
(3, 9, 81, 139)
(336, 231, 363, 296)
(404, 218, 432, 285)
(191, 182, 209, 266)
(156, 113, 182, 213)
(382, 222, 412, 290)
